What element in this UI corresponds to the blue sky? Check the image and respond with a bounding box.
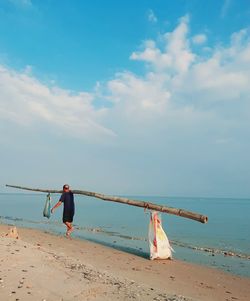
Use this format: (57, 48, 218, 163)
(0, 0, 250, 197)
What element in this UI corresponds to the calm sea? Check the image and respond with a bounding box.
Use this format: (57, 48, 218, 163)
(0, 193, 249, 278)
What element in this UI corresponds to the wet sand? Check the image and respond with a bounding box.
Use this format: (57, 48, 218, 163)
(0, 224, 249, 301)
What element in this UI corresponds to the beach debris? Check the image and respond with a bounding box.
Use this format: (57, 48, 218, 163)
(63, 259, 192, 301)
(5, 226, 19, 239)
(224, 251, 234, 257)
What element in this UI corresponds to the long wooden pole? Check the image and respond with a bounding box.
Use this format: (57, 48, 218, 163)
(6, 184, 208, 224)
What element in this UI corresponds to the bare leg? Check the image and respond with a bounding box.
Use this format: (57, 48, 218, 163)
(64, 222, 74, 237)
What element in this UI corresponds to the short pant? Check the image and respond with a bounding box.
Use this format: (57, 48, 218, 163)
(63, 213, 74, 223)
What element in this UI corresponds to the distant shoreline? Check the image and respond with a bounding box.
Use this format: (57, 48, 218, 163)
(1, 190, 250, 200)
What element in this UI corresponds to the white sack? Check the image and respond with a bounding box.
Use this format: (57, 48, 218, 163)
(148, 211, 173, 260)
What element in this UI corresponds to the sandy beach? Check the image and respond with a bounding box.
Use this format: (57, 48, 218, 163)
(0, 224, 249, 301)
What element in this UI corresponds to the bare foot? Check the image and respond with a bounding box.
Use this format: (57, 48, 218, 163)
(68, 226, 74, 235)
(66, 226, 74, 237)
(65, 232, 72, 240)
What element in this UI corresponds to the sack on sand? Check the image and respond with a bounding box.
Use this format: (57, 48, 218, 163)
(43, 193, 51, 219)
(148, 211, 173, 260)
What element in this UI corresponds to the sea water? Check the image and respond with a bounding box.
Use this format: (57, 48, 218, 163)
(0, 193, 249, 278)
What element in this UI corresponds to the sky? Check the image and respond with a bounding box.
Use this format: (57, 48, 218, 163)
(0, 0, 250, 198)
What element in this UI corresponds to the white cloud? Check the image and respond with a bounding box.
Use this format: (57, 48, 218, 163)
(192, 34, 207, 45)
(1, 15, 250, 197)
(101, 16, 250, 151)
(1, 16, 250, 146)
(0, 65, 115, 140)
(131, 15, 195, 74)
(127, 16, 250, 108)
(148, 9, 157, 23)
(107, 71, 170, 118)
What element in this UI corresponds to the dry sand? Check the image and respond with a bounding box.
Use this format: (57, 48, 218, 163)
(0, 224, 249, 301)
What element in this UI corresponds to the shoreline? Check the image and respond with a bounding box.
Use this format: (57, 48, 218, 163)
(1, 193, 249, 279)
(2, 217, 249, 278)
(0, 224, 250, 300)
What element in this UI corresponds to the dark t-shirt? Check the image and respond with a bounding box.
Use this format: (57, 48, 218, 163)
(60, 191, 75, 216)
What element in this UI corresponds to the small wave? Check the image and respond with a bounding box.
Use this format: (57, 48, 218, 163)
(73, 225, 250, 260)
(170, 240, 250, 260)
(1, 215, 249, 260)
(74, 225, 147, 241)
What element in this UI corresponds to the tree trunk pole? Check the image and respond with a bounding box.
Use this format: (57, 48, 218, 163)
(6, 184, 208, 224)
